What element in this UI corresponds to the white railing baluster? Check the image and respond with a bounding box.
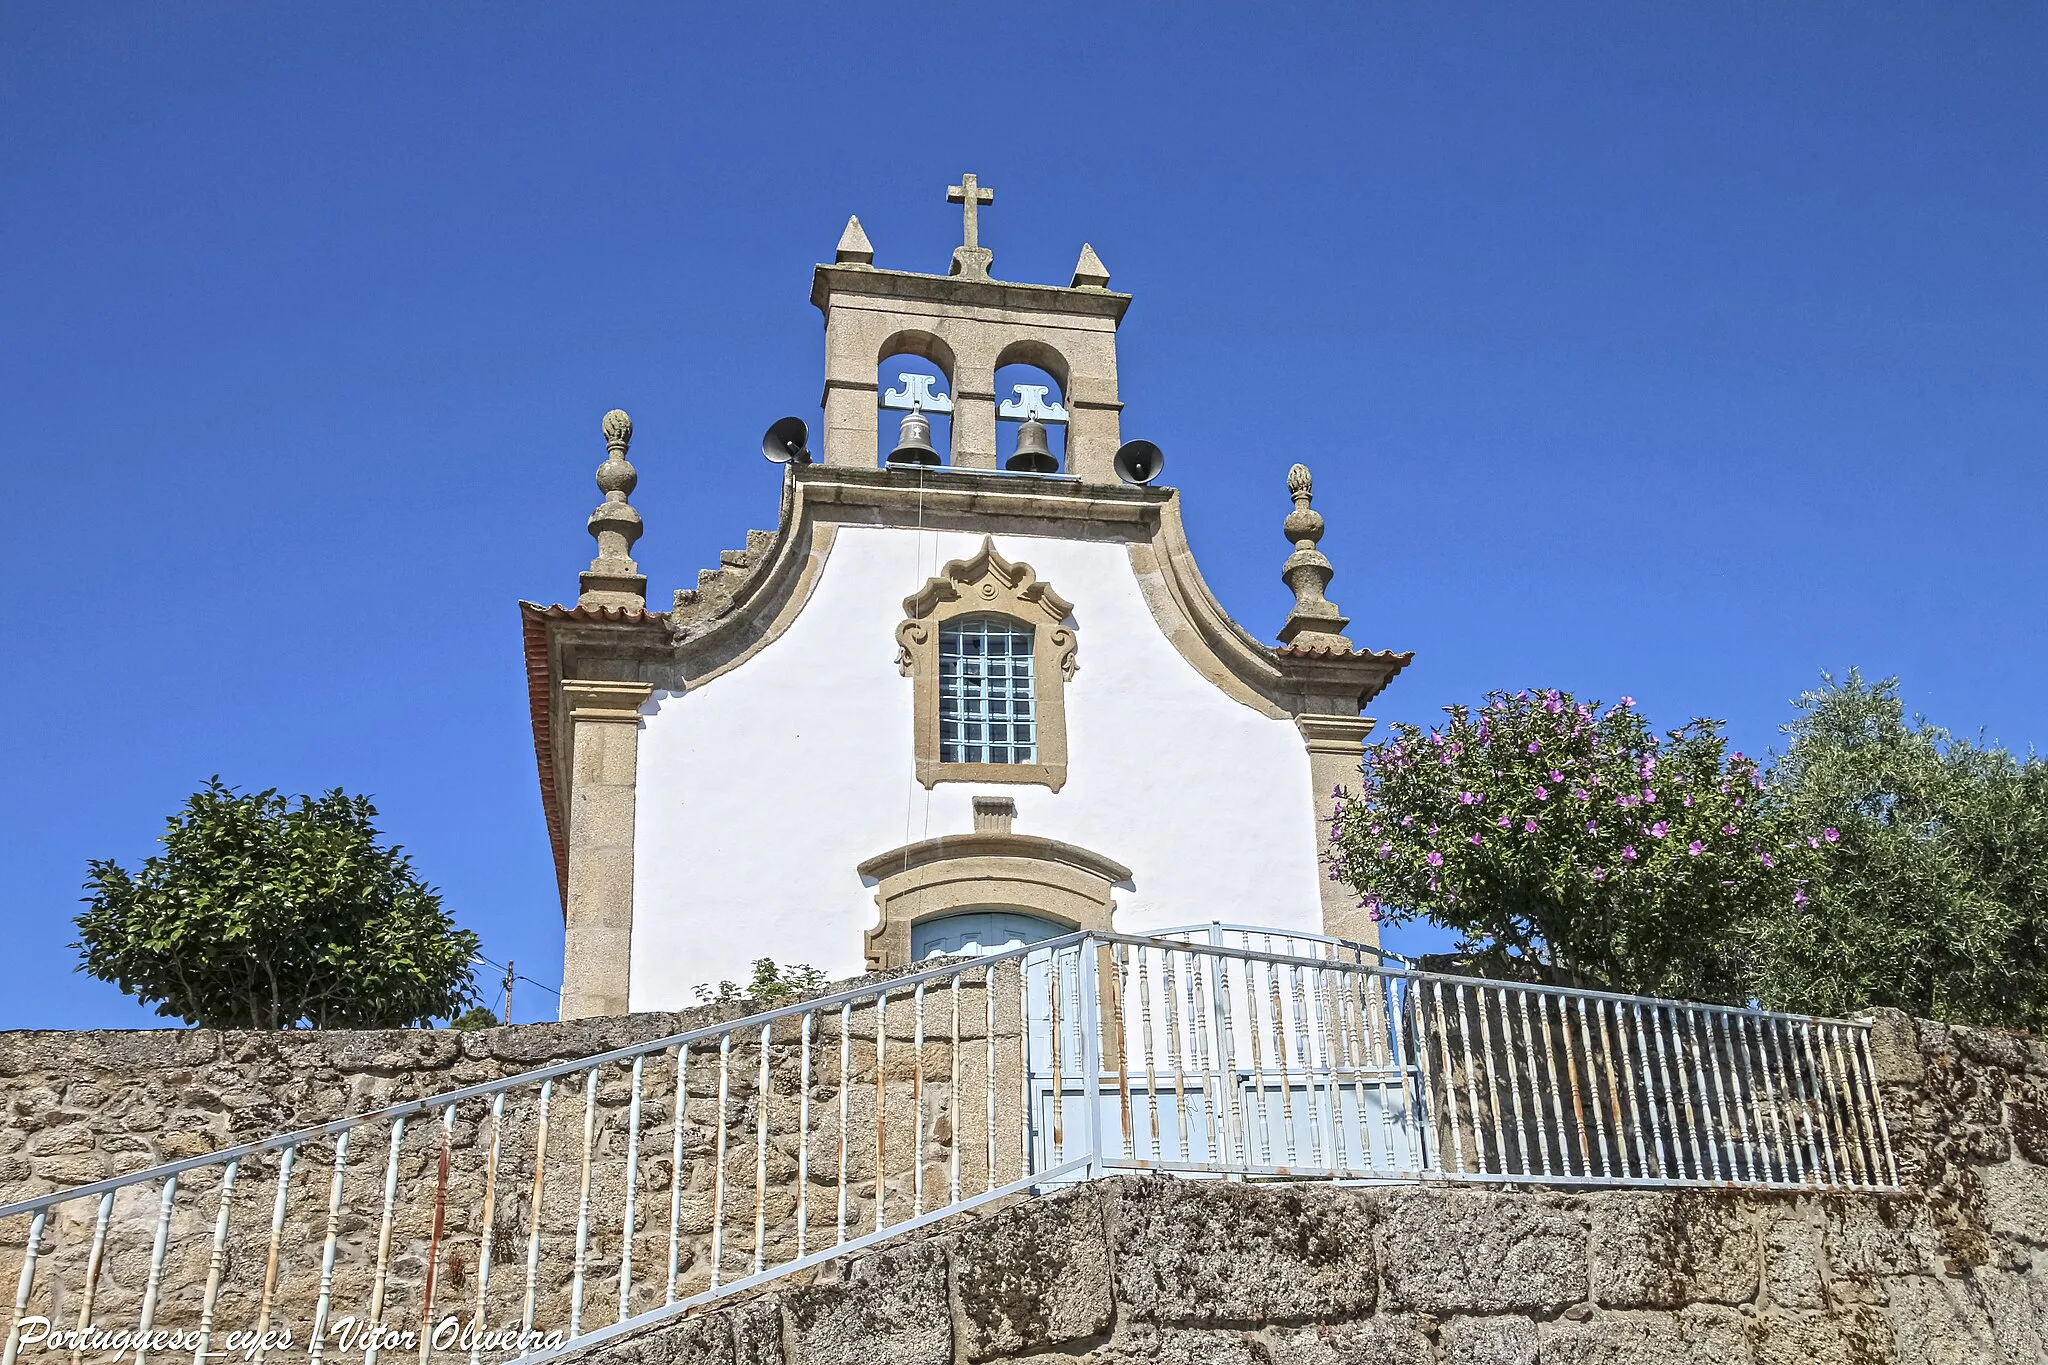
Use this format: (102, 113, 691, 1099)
(1627, 1002, 1662, 1179)
(3, 1209, 46, 1365)
(1516, 989, 1553, 1177)
(193, 1157, 238, 1365)
(311, 1133, 350, 1363)
(873, 989, 888, 1232)
(1137, 944, 1163, 1164)
(569, 1068, 600, 1334)
(983, 963, 997, 1192)
(949, 973, 962, 1203)
(620, 1054, 646, 1319)
(365, 1118, 405, 1365)
(70, 1190, 115, 1365)
(911, 983, 925, 1216)
(1431, 981, 1465, 1175)
(1572, 996, 1608, 1178)
(712, 1037, 731, 1286)
(668, 1046, 689, 1301)
(135, 1176, 176, 1365)
(799, 1011, 814, 1254)
(470, 1095, 504, 1365)
(837, 1004, 851, 1246)
(754, 1021, 772, 1274)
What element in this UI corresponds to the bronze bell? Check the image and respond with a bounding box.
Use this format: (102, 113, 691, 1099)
(1005, 418, 1060, 474)
(886, 408, 942, 467)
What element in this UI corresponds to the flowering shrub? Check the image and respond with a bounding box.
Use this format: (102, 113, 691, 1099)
(1330, 690, 1822, 1001)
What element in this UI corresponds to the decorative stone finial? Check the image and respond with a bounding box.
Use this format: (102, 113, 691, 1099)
(1276, 464, 1352, 650)
(1071, 243, 1110, 289)
(578, 409, 647, 610)
(946, 173, 995, 281)
(835, 215, 874, 266)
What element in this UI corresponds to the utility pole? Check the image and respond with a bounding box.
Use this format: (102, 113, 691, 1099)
(503, 960, 515, 1026)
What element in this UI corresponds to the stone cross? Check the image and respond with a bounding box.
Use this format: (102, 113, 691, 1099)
(947, 173, 994, 248)
(946, 173, 996, 281)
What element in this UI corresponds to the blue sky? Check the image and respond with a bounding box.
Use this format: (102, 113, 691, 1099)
(3, 5, 2043, 1028)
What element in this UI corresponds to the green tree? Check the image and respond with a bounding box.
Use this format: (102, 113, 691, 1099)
(76, 779, 480, 1029)
(1331, 690, 1822, 1000)
(1748, 671, 2048, 1030)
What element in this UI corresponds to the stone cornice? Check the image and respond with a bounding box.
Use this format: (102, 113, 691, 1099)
(811, 264, 1133, 325)
(561, 679, 657, 723)
(856, 832, 1133, 887)
(1296, 714, 1379, 755)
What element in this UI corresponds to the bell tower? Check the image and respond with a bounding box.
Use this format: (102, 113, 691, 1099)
(810, 173, 1131, 480)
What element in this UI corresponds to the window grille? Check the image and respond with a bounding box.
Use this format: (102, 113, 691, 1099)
(938, 615, 1036, 764)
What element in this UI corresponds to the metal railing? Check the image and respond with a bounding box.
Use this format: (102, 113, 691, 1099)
(0, 931, 1896, 1365)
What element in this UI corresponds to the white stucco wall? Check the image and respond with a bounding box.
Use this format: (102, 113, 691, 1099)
(629, 526, 1324, 1009)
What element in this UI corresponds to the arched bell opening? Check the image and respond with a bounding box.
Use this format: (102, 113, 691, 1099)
(878, 332, 956, 468)
(992, 360, 1068, 474)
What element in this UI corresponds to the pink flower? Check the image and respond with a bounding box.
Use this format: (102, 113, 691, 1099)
(1586, 821, 1598, 834)
(1378, 842, 1393, 857)
(1535, 786, 1551, 800)
(1426, 851, 1443, 867)
(1722, 824, 1738, 836)
(1808, 837, 1820, 849)
(1524, 819, 1538, 833)
(1622, 845, 1639, 861)
(1544, 694, 1564, 714)
(1498, 816, 1512, 829)
(1572, 788, 1590, 801)
(1760, 852, 1775, 868)
(1687, 841, 1704, 856)
(1468, 833, 1483, 845)
(1620, 695, 1634, 707)
(1549, 770, 1564, 783)
(1643, 790, 1657, 803)
(1824, 827, 1840, 843)
(1650, 821, 1669, 839)
(1458, 791, 1481, 805)
(1527, 740, 1542, 754)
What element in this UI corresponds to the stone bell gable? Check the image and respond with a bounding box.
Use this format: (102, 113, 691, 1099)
(522, 176, 1411, 1020)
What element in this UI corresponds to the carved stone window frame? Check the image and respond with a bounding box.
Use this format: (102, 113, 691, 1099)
(897, 537, 1077, 792)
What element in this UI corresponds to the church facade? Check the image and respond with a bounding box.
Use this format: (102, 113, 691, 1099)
(522, 180, 1411, 1018)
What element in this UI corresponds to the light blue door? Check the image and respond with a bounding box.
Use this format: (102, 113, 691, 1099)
(911, 909, 1067, 960)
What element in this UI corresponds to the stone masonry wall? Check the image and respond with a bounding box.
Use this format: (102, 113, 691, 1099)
(4, 1004, 2048, 1362)
(581, 1006, 2048, 1365)
(0, 1008, 745, 1200)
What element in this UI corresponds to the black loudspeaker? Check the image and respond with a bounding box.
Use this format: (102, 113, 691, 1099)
(1113, 439, 1165, 485)
(762, 416, 812, 464)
